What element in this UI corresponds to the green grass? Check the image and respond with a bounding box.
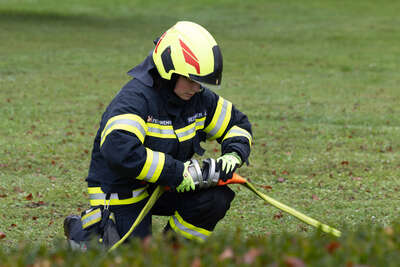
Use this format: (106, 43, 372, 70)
(1, 0, 400, 264)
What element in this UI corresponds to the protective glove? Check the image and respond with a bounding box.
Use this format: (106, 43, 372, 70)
(176, 161, 196, 193)
(217, 152, 242, 181)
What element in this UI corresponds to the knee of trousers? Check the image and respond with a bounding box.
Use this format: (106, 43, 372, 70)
(210, 186, 235, 220)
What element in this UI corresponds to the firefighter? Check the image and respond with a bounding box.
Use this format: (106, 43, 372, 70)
(64, 21, 252, 246)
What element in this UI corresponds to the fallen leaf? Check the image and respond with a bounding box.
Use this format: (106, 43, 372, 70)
(325, 241, 341, 254)
(341, 161, 349, 166)
(25, 193, 33, 200)
(32, 216, 38, 220)
(218, 247, 234, 261)
(273, 212, 283, 219)
(0, 194, 7, 198)
(0, 232, 6, 240)
(312, 194, 320, 200)
(191, 257, 201, 267)
(352, 177, 362, 181)
(243, 248, 262, 264)
(261, 185, 272, 190)
(284, 256, 305, 267)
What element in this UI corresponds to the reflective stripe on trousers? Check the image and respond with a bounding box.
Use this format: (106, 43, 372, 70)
(88, 186, 149, 206)
(169, 211, 212, 242)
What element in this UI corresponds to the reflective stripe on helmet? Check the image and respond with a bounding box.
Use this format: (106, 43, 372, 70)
(101, 114, 147, 146)
(204, 96, 232, 140)
(169, 211, 211, 242)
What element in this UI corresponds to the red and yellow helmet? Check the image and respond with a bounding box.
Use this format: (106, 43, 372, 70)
(152, 21, 223, 89)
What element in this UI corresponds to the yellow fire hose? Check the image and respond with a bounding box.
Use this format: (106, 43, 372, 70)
(108, 173, 341, 252)
(108, 185, 165, 252)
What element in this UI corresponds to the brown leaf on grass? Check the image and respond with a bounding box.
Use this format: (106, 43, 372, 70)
(218, 247, 234, 261)
(325, 241, 341, 254)
(352, 177, 362, 181)
(282, 170, 289, 175)
(25, 193, 33, 200)
(261, 185, 272, 190)
(283, 256, 305, 267)
(273, 211, 283, 220)
(10, 224, 16, 228)
(32, 216, 38, 220)
(0, 232, 6, 240)
(346, 262, 372, 267)
(341, 161, 349, 166)
(0, 194, 7, 198)
(243, 248, 262, 264)
(48, 176, 56, 181)
(191, 257, 201, 267)
(312, 194, 320, 200)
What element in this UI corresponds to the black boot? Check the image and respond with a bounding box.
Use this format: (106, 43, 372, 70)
(63, 215, 88, 251)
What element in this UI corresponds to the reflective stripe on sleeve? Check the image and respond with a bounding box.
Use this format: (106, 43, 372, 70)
(137, 148, 165, 183)
(169, 211, 211, 242)
(81, 208, 102, 229)
(100, 114, 148, 146)
(88, 187, 149, 206)
(222, 126, 252, 146)
(204, 97, 232, 140)
(147, 123, 176, 139)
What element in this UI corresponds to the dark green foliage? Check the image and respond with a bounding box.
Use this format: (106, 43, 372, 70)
(1, 223, 400, 266)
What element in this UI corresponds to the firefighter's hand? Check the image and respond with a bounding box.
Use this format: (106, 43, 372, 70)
(176, 161, 196, 193)
(217, 152, 242, 181)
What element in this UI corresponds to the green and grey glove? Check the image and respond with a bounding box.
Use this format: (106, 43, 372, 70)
(217, 152, 242, 181)
(176, 161, 196, 193)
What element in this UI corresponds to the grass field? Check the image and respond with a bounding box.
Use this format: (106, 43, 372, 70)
(1, 0, 400, 263)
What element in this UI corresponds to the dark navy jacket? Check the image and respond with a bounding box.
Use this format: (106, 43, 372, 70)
(86, 55, 252, 194)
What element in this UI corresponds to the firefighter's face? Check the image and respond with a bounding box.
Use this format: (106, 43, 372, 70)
(174, 76, 201, 100)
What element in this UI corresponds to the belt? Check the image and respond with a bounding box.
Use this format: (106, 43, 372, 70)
(88, 186, 149, 206)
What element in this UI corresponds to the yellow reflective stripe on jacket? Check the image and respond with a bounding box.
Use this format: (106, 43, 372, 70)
(222, 126, 252, 146)
(100, 114, 148, 146)
(169, 211, 211, 242)
(137, 148, 165, 183)
(88, 186, 149, 206)
(195, 117, 205, 130)
(204, 97, 232, 140)
(81, 208, 101, 229)
(175, 117, 206, 142)
(146, 123, 176, 139)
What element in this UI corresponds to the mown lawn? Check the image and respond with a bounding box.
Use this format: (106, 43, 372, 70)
(1, 0, 400, 264)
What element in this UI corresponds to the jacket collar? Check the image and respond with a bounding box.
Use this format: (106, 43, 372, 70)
(127, 51, 155, 87)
